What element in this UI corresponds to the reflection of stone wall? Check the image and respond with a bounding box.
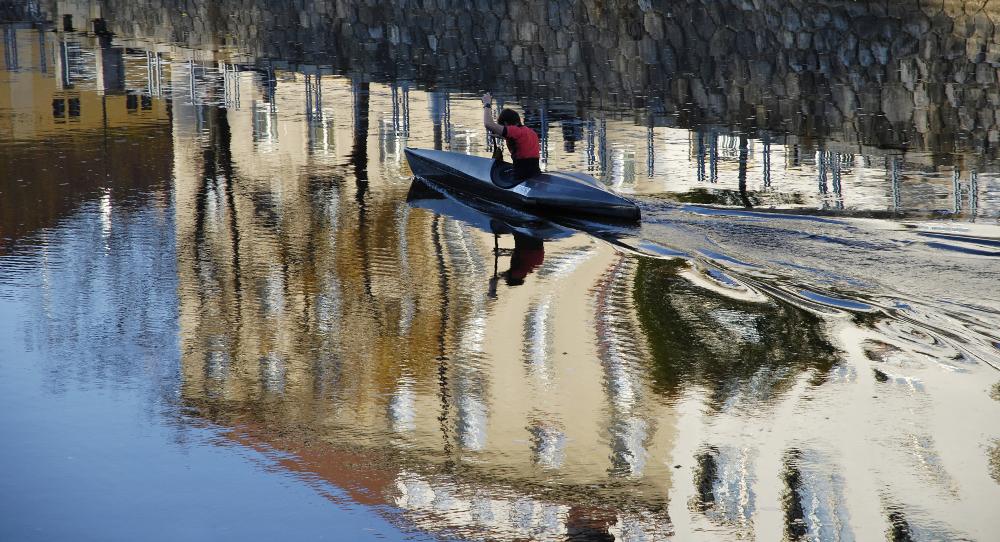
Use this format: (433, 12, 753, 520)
(0, 2, 43, 21)
(39, 0, 1000, 156)
(633, 258, 838, 402)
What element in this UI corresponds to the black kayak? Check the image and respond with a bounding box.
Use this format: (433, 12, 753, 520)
(404, 148, 641, 221)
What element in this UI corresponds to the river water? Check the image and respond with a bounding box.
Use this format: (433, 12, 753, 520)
(1, 1, 999, 540)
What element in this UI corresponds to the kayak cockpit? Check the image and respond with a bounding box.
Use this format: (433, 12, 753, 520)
(490, 161, 527, 189)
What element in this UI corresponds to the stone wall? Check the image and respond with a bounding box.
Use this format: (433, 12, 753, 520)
(0, 1, 43, 22)
(33, 0, 1000, 155)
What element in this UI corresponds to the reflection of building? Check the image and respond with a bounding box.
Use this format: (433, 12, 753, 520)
(0, 25, 168, 139)
(163, 64, 860, 541)
(0, 24, 172, 254)
(169, 76, 683, 536)
(6, 9, 998, 540)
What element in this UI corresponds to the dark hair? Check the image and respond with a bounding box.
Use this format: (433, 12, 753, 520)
(497, 108, 521, 126)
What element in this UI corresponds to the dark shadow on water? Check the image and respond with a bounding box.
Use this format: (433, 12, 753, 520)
(633, 258, 839, 406)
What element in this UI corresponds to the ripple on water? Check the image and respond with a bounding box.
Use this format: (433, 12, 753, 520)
(679, 262, 772, 304)
(690, 444, 756, 536)
(881, 501, 970, 542)
(780, 448, 853, 542)
(591, 255, 662, 479)
(394, 471, 574, 541)
(870, 300, 1000, 371)
(872, 367, 926, 393)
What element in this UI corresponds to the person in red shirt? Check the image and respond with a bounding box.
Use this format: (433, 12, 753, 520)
(481, 93, 541, 180)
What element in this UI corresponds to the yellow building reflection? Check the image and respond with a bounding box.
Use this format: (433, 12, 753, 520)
(166, 64, 681, 537)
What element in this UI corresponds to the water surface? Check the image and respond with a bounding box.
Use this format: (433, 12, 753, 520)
(2, 1, 1000, 540)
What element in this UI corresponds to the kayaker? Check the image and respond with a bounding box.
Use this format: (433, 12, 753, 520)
(482, 93, 541, 180)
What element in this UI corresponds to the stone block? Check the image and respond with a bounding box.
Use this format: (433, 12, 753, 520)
(973, 11, 994, 38)
(954, 14, 974, 38)
(967, 39, 985, 62)
(978, 108, 993, 128)
(508, 1, 521, 20)
(904, 15, 931, 38)
(644, 11, 664, 40)
(976, 62, 993, 84)
(639, 36, 659, 64)
(914, 107, 929, 132)
(692, 8, 715, 40)
(871, 41, 889, 64)
(560, 70, 575, 88)
(953, 66, 967, 84)
(834, 84, 858, 116)
(458, 12, 472, 33)
(722, 6, 747, 32)
(888, 34, 916, 58)
(945, 82, 958, 106)
(620, 37, 639, 58)
(881, 85, 914, 124)
(664, 18, 685, 53)
(750, 59, 772, 85)
(567, 40, 580, 64)
(546, 2, 561, 26)
(958, 107, 975, 131)
(835, 33, 857, 65)
(785, 72, 800, 96)
(600, 28, 616, 49)
(797, 31, 811, 49)
(481, 17, 498, 41)
(690, 77, 708, 107)
(782, 6, 801, 32)
(709, 28, 735, 57)
(763, 8, 780, 29)
(780, 29, 795, 48)
(900, 59, 918, 90)
(734, 30, 756, 54)
(986, 42, 1000, 65)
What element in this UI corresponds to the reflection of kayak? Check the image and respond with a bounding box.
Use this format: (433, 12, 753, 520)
(404, 148, 641, 221)
(406, 178, 573, 241)
(407, 177, 673, 262)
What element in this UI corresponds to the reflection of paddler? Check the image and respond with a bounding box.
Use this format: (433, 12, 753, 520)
(504, 233, 545, 286)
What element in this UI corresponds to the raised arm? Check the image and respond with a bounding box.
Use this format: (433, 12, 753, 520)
(482, 93, 504, 136)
